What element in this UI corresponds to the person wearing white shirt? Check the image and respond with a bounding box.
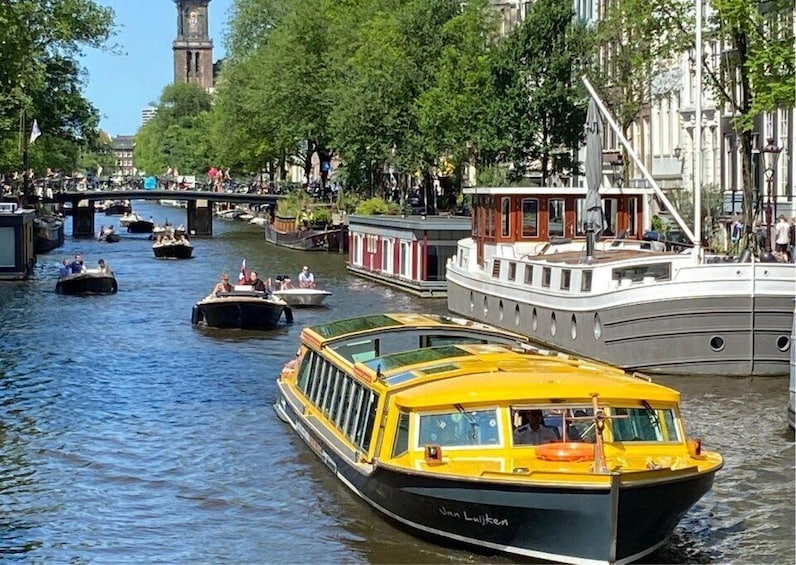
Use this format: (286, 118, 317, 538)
(298, 265, 315, 288)
(513, 410, 559, 445)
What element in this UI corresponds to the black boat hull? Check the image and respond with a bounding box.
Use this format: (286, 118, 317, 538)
(56, 272, 118, 295)
(194, 293, 285, 330)
(153, 243, 193, 259)
(127, 220, 154, 234)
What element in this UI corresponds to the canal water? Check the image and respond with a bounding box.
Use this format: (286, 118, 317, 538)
(0, 200, 792, 563)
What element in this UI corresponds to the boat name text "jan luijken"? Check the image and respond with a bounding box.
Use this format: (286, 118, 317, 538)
(438, 506, 509, 527)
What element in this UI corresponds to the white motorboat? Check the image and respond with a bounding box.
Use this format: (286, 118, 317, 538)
(272, 287, 331, 307)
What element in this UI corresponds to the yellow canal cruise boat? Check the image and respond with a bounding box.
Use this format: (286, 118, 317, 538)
(274, 313, 723, 565)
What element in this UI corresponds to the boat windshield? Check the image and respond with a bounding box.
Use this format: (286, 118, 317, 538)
(417, 408, 500, 447)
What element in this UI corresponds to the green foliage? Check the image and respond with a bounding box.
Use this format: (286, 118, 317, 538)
(487, 0, 593, 184)
(355, 197, 399, 216)
(134, 83, 213, 176)
(336, 190, 361, 214)
(0, 0, 116, 172)
(477, 165, 508, 187)
(275, 189, 314, 218)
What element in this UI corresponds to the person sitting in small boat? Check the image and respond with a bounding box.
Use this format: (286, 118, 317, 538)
(513, 410, 559, 445)
(69, 253, 86, 274)
(272, 275, 293, 291)
(298, 265, 315, 288)
(58, 258, 70, 277)
(212, 273, 232, 295)
(247, 270, 269, 293)
(98, 258, 111, 274)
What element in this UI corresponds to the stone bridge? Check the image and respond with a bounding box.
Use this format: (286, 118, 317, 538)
(52, 190, 284, 237)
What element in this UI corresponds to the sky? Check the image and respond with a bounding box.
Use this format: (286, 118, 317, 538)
(81, 0, 234, 137)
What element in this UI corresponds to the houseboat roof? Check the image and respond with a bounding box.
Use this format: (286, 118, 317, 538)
(463, 186, 652, 196)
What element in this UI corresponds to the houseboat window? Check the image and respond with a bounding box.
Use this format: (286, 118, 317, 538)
(381, 238, 393, 273)
(427, 244, 455, 282)
(628, 198, 638, 236)
(542, 267, 551, 288)
(487, 199, 496, 238)
(400, 241, 411, 278)
(612, 263, 671, 282)
(501, 197, 511, 237)
(508, 262, 517, 281)
(581, 270, 592, 291)
(521, 198, 538, 237)
(391, 412, 410, 457)
(417, 408, 500, 447)
(306, 354, 324, 400)
(609, 407, 680, 442)
(560, 269, 571, 290)
(603, 199, 617, 237)
(524, 264, 534, 285)
(548, 199, 565, 238)
(575, 198, 584, 236)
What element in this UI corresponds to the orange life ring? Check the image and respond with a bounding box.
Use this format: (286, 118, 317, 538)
(535, 442, 594, 462)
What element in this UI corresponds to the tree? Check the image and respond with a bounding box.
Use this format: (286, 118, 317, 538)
(134, 83, 213, 176)
(487, 0, 593, 185)
(0, 0, 115, 173)
(702, 0, 795, 247)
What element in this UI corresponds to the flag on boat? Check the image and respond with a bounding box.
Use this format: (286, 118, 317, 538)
(239, 259, 247, 281)
(29, 120, 41, 144)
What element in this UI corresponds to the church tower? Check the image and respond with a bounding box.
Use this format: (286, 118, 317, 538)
(173, 0, 214, 91)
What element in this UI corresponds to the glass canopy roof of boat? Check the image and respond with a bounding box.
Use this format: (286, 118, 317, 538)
(310, 314, 402, 339)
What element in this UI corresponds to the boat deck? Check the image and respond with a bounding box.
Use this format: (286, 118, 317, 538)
(525, 248, 674, 265)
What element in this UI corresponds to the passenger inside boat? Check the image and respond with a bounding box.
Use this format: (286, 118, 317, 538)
(512, 409, 560, 445)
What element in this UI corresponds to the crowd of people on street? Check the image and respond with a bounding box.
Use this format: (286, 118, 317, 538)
(730, 213, 796, 262)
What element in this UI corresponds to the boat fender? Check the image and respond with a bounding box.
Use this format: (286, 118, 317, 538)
(191, 305, 203, 325)
(535, 442, 594, 462)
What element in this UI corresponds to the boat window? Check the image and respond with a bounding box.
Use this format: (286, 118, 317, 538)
(296, 352, 315, 393)
(334, 339, 377, 363)
(307, 354, 324, 401)
(611, 263, 671, 283)
(355, 390, 379, 452)
(521, 198, 538, 238)
(501, 197, 510, 237)
(628, 198, 638, 236)
(332, 376, 350, 428)
(524, 264, 533, 285)
(417, 408, 500, 447)
(575, 198, 585, 236)
(364, 345, 468, 372)
(609, 407, 680, 442)
(603, 199, 617, 237)
(313, 362, 332, 406)
(486, 198, 496, 238)
(392, 412, 410, 457)
(548, 199, 565, 238)
(560, 269, 571, 290)
(581, 270, 592, 292)
(345, 382, 365, 439)
(323, 368, 342, 417)
(511, 408, 563, 445)
(508, 262, 517, 281)
(542, 267, 551, 288)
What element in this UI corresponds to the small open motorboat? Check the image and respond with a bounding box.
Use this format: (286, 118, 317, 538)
(191, 287, 290, 330)
(271, 287, 331, 307)
(56, 269, 118, 295)
(126, 214, 155, 234)
(98, 227, 120, 243)
(153, 239, 194, 259)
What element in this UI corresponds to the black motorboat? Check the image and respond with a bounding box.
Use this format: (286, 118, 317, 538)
(56, 270, 118, 295)
(191, 289, 290, 330)
(127, 219, 154, 234)
(153, 240, 194, 259)
(98, 228, 120, 243)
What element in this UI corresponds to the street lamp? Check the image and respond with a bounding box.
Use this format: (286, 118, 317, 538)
(761, 137, 782, 251)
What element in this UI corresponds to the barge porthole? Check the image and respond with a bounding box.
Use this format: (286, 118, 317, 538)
(469, 291, 474, 312)
(709, 336, 725, 352)
(776, 335, 790, 352)
(499, 300, 504, 321)
(532, 308, 538, 332)
(514, 305, 520, 327)
(570, 314, 577, 340)
(593, 313, 602, 340)
(551, 312, 557, 336)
